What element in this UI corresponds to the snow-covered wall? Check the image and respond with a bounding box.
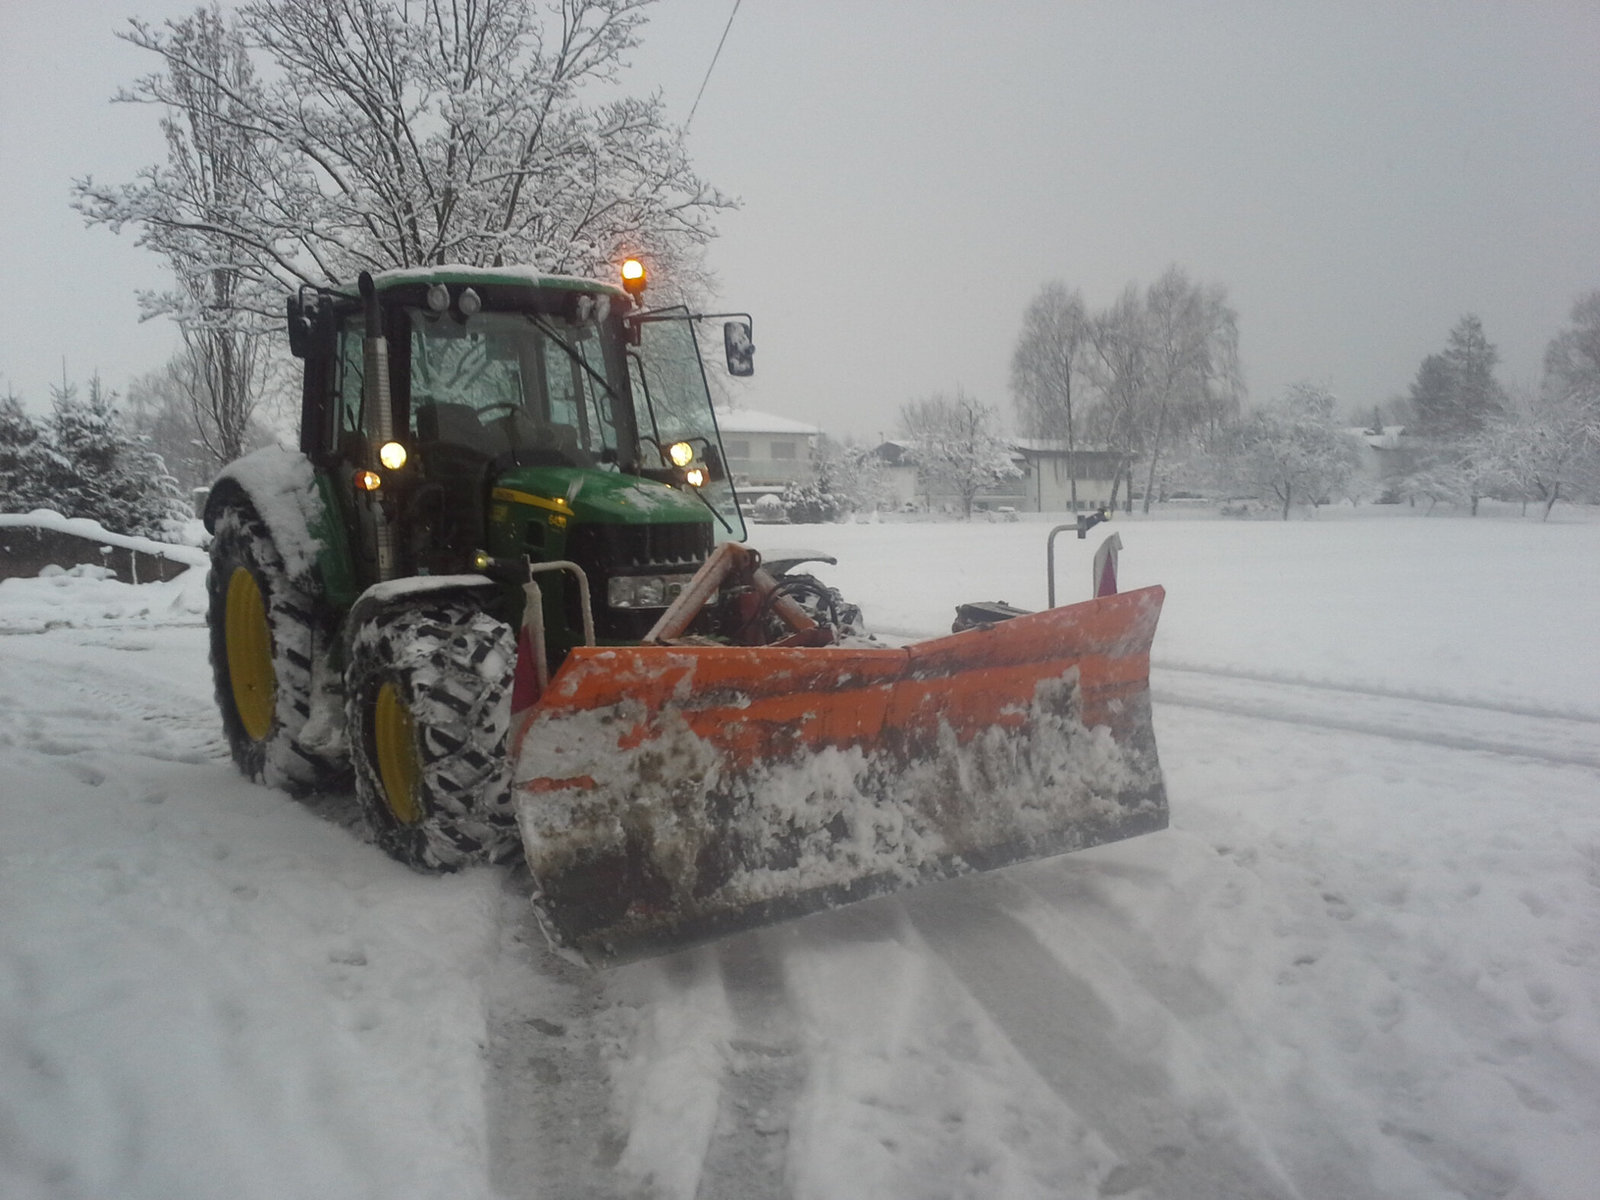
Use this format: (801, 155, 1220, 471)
(0, 511, 207, 584)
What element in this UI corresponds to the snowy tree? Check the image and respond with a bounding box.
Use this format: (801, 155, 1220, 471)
(898, 390, 1020, 519)
(1541, 290, 1600, 459)
(1486, 386, 1600, 519)
(1229, 382, 1364, 520)
(1011, 282, 1089, 509)
(44, 376, 187, 538)
(0, 388, 56, 515)
(1068, 270, 1241, 512)
(88, 6, 277, 467)
(778, 481, 840, 524)
(810, 434, 888, 516)
(74, 0, 734, 322)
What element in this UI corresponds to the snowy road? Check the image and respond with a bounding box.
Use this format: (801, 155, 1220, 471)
(5, 513, 1600, 1199)
(473, 680, 1599, 1200)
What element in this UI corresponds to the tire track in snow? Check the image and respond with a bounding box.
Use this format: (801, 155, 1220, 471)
(1003, 866, 1395, 1199)
(483, 871, 635, 1200)
(1152, 668, 1600, 772)
(0, 625, 226, 765)
(1154, 659, 1600, 725)
(694, 933, 807, 1200)
(902, 879, 1306, 1200)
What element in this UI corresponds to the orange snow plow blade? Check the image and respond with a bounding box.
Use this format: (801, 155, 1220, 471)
(512, 586, 1167, 962)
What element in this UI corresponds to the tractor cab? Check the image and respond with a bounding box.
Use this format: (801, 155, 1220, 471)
(288, 267, 748, 608)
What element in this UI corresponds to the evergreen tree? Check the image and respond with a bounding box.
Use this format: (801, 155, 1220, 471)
(46, 376, 186, 537)
(1442, 315, 1506, 432)
(1407, 353, 1455, 435)
(1409, 316, 1506, 437)
(0, 388, 56, 514)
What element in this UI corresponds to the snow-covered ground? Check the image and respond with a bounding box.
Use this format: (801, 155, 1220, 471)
(3, 508, 1598, 1199)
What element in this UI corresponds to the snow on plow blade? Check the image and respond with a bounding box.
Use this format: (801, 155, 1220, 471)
(512, 586, 1167, 963)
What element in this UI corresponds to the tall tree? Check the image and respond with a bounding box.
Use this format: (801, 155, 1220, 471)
(75, 0, 734, 321)
(898, 390, 1020, 519)
(1407, 353, 1455, 435)
(1442, 314, 1506, 431)
(1136, 266, 1242, 512)
(1011, 282, 1089, 509)
(144, 6, 269, 465)
(1080, 284, 1149, 511)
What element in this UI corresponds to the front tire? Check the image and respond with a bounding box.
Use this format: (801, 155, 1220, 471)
(207, 505, 324, 793)
(346, 599, 519, 870)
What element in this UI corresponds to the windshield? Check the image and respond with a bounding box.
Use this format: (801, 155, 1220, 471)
(406, 307, 626, 466)
(630, 309, 747, 540)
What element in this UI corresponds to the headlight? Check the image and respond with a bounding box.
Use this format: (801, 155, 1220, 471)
(668, 441, 695, 467)
(378, 440, 408, 470)
(608, 573, 705, 609)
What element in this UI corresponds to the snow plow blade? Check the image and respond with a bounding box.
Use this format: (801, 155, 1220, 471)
(512, 586, 1166, 963)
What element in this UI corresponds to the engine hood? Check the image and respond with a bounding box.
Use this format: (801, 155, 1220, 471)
(490, 466, 713, 527)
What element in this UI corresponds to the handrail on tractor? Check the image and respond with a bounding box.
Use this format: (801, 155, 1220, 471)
(1046, 508, 1113, 607)
(520, 559, 595, 695)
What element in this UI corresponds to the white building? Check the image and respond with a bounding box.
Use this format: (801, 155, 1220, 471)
(1010, 440, 1131, 512)
(714, 408, 820, 492)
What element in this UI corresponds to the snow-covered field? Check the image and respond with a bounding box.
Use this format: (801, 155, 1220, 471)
(3, 508, 1598, 1199)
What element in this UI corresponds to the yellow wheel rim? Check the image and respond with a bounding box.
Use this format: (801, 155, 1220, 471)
(373, 682, 423, 825)
(225, 566, 275, 741)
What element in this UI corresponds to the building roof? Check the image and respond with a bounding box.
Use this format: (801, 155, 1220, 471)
(1010, 438, 1118, 455)
(714, 408, 821, 436)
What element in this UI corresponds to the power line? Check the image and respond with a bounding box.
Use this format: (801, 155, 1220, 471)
(685, 0, 741, 131)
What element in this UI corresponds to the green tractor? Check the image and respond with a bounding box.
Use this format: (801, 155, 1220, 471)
(206, 262, 777, 869)
(207, 262, 1168, 963)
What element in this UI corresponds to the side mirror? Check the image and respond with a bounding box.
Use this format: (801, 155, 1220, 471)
(724, 320, 755, 377)
(287, 296, 313, 359)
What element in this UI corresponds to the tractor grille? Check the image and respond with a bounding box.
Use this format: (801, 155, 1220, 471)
(565, 521, 714, 639)
(568, 522, 712, 573)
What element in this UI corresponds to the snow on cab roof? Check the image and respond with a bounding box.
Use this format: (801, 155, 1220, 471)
(369, 264, 626, 298)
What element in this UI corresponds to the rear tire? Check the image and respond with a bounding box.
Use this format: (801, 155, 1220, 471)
(346, 599, 519, 870)
(207, 505, 325, 793)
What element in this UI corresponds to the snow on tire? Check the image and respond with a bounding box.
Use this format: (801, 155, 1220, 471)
(346, 598, 519, 871)
(207, 504, 325, 794)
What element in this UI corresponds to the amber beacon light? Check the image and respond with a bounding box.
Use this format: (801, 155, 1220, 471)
(620, 258, 647, 299)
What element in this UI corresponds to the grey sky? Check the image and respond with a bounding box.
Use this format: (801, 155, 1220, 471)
(3, 1, 1598, 441)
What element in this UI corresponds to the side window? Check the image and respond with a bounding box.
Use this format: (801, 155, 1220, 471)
(333, 318, 365, 449)
(543, 325, 619, 455)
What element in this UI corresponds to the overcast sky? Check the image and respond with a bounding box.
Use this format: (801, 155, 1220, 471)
(3, 1, 1599, 441)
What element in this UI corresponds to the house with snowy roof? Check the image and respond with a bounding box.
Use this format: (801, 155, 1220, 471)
(1009, 440, 1132, 512)
(869, 438, 1128, 513)
(714, 408, 820, 492)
